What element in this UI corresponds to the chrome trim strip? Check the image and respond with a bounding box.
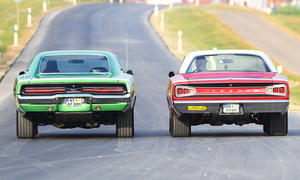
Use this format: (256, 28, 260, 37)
(174, 100, 289, 104)
(17, 94, 131, 100)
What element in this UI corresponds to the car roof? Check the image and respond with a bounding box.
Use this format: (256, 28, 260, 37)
(27, 50, 123, 75)
(36, 50, 116, 57)
(178, 50, 277, 73)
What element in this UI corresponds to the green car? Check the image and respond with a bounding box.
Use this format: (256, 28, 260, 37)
(14, 50, 136, 138)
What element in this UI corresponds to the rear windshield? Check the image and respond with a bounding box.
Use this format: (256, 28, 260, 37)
(187, 54, 270, 73)
(39, 54, 110, 73)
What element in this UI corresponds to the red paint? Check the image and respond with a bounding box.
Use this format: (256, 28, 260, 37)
(169, 72, 289, 101)
(182, 72, 276, 80)
(194, 87, 267, 95)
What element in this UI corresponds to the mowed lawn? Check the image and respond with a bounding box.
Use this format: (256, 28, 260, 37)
(151, 6, 300, 109)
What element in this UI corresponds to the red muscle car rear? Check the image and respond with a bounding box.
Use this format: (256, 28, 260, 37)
(167, 50, 289, 137)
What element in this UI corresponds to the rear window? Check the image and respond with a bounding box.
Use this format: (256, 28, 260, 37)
(187, 54, 270, 73)
(39, 54, 110, 73)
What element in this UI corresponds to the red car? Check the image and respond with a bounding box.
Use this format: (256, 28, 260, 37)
(167, 50, 289, 137)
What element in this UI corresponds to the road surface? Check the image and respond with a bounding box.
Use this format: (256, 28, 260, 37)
(217, 12, 300, 76)
(1, 3, 300, 180)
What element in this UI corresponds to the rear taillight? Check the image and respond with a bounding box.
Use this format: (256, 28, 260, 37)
(82, 87, 126, 94)
(266, 84, 287, 96)
(24, 88, 66, 94)
(175, 86, 196, 97)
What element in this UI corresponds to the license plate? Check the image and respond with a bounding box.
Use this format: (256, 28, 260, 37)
(65, 98, 84, 107)
(188, 106, 207, 111)
(223, 104, 240, 114)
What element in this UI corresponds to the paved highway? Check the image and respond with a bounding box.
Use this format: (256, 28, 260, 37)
(1, 3, 300, 180)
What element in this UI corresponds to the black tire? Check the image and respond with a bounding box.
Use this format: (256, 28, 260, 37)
(263, 112, 288, 136)
(16, 110, 37, 138)
(170, 112, 191, 137)
(116, 108, 134, 137)
(169, 111, 173, 133)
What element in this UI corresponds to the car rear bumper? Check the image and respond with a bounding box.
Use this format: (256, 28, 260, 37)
(173, 100, 289, 114)
(17, 94, 135, 113)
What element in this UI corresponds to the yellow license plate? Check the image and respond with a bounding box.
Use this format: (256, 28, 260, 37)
(188, 106, 207, 111)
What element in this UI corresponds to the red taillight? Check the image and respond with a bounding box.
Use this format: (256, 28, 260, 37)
(279, 87, 285, 93)
(177, 88, 183, 94)
(24, 88, 66, 94)
(175, 86, 196, 97)
(184, 89, 189, 94)
(266, 84, 287, 96)
(82, 88, 125, 94)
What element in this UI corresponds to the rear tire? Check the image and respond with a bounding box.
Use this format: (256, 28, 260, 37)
(169, 111, 173, 133)
(116, 108, 134, 137)
(16, 110, 37, 138)
(170, 112, 191, 137)
(263, 112, 288, 136)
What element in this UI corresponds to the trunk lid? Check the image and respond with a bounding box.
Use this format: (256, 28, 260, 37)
(182, 72, 276, 83)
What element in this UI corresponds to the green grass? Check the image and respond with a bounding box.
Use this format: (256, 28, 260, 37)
(276, 5, 300, 15)
(0, 0, 105, 54)
(163, 6, 255, 59)
(0, 0, 67, 53)
(260, 6, 300, 40)
(152, 6, 300, 108)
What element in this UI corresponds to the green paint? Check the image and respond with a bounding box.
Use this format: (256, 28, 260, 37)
(19, 103, 128, 112)
(92, 103, 128, 111)
(20, 104, 57, 112)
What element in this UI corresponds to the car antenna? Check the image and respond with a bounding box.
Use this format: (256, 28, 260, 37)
(125, 31, 129, 71)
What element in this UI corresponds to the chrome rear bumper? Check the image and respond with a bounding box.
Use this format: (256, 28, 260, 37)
(173, 100, 289, 114)
(17, 94, 131, 104)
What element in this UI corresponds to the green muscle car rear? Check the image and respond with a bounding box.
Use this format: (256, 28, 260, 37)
(14, 50, 136, 138)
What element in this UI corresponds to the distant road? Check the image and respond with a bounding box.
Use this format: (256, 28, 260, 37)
(217, 12, 300, 76)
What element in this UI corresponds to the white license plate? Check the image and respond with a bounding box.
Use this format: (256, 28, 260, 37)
(65, 98, 84, 107)
(223, 104, 240, 114)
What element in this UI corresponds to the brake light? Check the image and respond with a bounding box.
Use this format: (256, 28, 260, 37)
(24, 88, 66, 94)
(279, 87, 285, 93)
(175, 86, 196, 97)
(82, 88, 125, 94)
(266, 84, 287, 96)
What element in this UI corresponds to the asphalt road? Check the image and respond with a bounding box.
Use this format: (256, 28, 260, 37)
(217, 12, 300, 76)
(1, 3, 300, 180)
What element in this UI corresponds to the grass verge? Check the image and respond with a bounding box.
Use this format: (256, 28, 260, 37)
(150, 5, 300, 111)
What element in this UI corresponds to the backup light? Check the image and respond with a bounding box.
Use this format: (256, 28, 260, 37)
(175, 86, 196, 97)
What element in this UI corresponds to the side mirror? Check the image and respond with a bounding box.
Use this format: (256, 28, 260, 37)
(168, 71, 175, 78)
(19, 71, 25, 75)
(277, 65, 283, 74)
(127, 70, 133, 75)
